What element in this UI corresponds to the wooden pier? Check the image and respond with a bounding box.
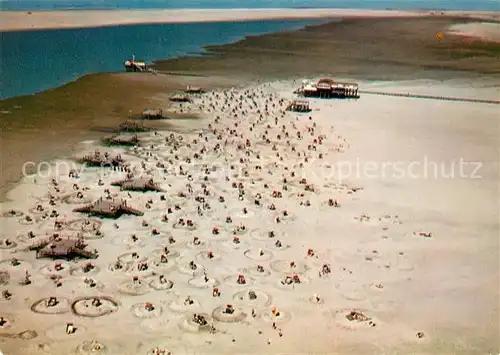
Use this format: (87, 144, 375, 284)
(111, 177, 164, 192)
(73, 197, 144, 218)
(359, 90, 500, 105)
(296, 78, 359, 99)
(103, 134, 139, 146)
(141, 108, 165, 120)
(286, 100, 311, 112)
(78, 150, 125, 168)
(30, 236, 98, 260)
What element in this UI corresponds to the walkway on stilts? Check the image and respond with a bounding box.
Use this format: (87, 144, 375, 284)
(359, 90, 500, 105)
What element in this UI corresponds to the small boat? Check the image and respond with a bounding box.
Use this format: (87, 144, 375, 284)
(124, 55, 147, 72)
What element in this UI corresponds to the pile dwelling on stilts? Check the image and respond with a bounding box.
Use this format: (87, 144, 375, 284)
(286, 100, 311, 112)
(295, 78, 359, 99)
(185, 85, 205, 94)
(29, 235, 98, 260)
(141, 108, 165, 120)
(170, 94, 192, 103)
(78, 150, 126, 168)
(103, 134, 139, 146)
(73, 197, 144, 218)
(111, 177, 165, 192)
(119, 120, 148, 132)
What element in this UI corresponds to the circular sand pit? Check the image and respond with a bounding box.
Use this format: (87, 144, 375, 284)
(45, 323, 87, 340)
(76, 340, 108, 355)
(172, 220, 198, 231)
(131, 302, 163, 319)
(140, 317, 175, 335)
(233, 208, 256, 219)
(71, 296, 119, 317)
(232, 289, 271, 307)
(196, 249, 225, 262)
(270, 260, 309, 274)
(223, 274, 255, 287)
(108, 260, 129, 273)
(70, 263, 100, 276)
(0, 238, 17, 250)
(221, 237, 248, 250)
(176, 259, 205, 276)
(66, 218, 102, 232)
(61, 192, 93, 205)
(117, 251, 147, 264)
(231, 224, 249, 236)
(152, 248, 181, 260)
(308, 294, 325, 305)
(212, 305, 247, 323)
(112, 235, 146, 248)
(149, 277, 174, 291)
(19, 215, 37, 225)
(150, 258, 177, 274)
(1, 209, 23, 218)
(117, 278, 151, 296)
(275, 274, 310, 291)
(333, 308, 379, 330)
(31, 297, 70, 315)
(188, 275, 219, 289)
(0, 258, 32, 272)
(0, 314, 16, 329)
(29, 205, 51, 215)
(39, 261, 72, 278)
(168, 296, 201, 313)
(260, 307, 291, 324)
(124, 261, 155, 278)
(179, 313, 213, 333)
(244, 248, 274, 261)
(184, 238, 208, 250)
(65, 277, 105, 292)
(245, 265, 272, 277)
(268, 241, 291, 252)
(140, 340, 186, 355)
(17, 329, 38, 340)
(336, 283, 367, 301)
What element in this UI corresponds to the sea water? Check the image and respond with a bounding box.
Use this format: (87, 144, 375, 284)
(0, 19, 324, 99)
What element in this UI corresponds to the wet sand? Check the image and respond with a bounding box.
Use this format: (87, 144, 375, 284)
(2, 15, 500, 201)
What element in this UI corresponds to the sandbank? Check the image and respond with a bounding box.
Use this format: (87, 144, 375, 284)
(0, 8, 498, 32)
(448, 22, 500, 42)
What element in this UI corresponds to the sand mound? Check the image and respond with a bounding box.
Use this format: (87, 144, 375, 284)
(168, 296, 202, 313)
(45, 323, 86, 340)
(111, 235, 146, 247)
(275, 274, 310, 290)
(31, 297, 70, 314)
(184, 239, 208, 250)
(131, 302, 163, 318)
(117, 278, 151, 295)
(232, 289, 272, 307)
(63, 277, 105, 292)
(196, 249, 225, 262)
(18, 215, 38, 225)
(212, 306, 247, 323)
(71, 296, 119, 317)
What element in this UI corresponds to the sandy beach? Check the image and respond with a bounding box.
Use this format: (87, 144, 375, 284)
(0, 8, 499, 32)
(0, 78, 498, 355)
(0, 11, 499, 354)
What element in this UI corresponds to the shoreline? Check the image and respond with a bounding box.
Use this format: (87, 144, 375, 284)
(1, 8, 499, 32)
(2, 14, 500, 202)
